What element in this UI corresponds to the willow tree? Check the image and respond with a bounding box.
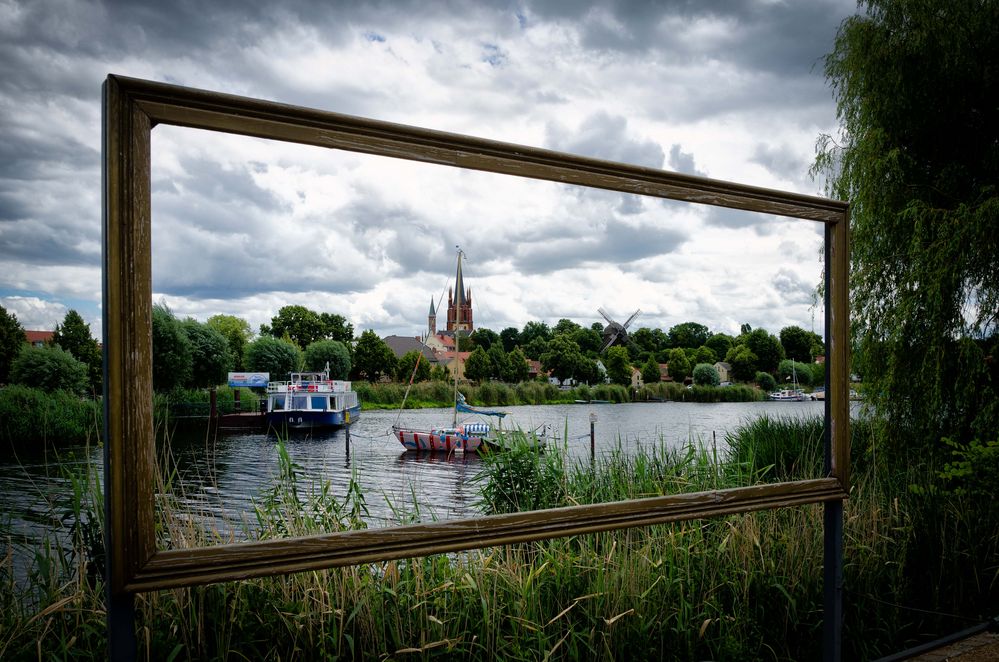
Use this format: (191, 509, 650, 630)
(815, 0, 999, 455)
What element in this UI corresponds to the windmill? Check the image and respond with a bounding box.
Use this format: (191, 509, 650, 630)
(598, 307, 641, 352)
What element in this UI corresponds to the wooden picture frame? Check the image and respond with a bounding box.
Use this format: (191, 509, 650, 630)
(103, 74, 850, 595)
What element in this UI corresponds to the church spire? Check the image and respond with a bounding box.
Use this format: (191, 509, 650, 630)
(454, 250, 466, 307)
(446, 247, 473, 332)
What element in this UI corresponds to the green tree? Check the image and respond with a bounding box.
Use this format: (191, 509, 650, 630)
(267, 305, 324, 349)
(705, 333, 734, 360)
(395, 349, 430, 383)
(152, 304, 192, 392)
(540, 334, 584, 384)
(667, 322, 710, 349)
(182, 320, 233, 389)
(304, 340, 351, 379)
(815, 0, 999, 452)
(631, 327, 658, 357)
(640, 355, 661, 385)
(693, 363, 720, 386)
(318, 312, 354, 344)
(0, 306, 25, 383)
(573, 326, 604, 356)
(779, 325, 820, 363)
(504, 347, 530, 383)
(352, 330, 397, 382)
(470, 327, 500, 351)
(604, 346, 631, 386)
(744, 328, 784, 374)
(455, 333, 474, 351)
(726, 345, 758, 382)
(521, 336, 549, 361)
(667, 348, 691, 382)
(463, 346, 492, 384)
(520, 321, 552, 346)
(777, 359, 813, 387)
(429, 363, 449, 382)
(487, 344, 509, 381)
(553, 318, 581, 337)
(207, 314, 252, 370)
(52, 309, 102, 393)
(10, 345, 89, 394)
(245, 336, 301, 382)
(755, 371, 777, 393)
(576, 356, 601, 385)
(693, 345, 717, 366)
(499, 327, 520, 352)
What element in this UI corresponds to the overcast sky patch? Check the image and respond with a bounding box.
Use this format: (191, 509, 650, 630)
(0, 0, 856, 338)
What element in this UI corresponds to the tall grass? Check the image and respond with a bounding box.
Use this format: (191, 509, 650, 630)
(637, 381, 765, 403)
(0, 385, 102, 447)
(2, 417, 997, 660)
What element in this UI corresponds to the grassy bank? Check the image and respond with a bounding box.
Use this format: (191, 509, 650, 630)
(2, 417, 996, 660)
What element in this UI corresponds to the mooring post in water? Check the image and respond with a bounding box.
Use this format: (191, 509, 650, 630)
(589, 412, 597, 461)
(234, 388, 241, 413)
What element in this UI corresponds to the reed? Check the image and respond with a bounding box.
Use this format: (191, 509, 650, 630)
(2, 418, 996, 660)
(0, 385, 102, 448)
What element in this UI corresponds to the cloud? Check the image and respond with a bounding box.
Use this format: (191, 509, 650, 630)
(772, 267, 817, 307)
(667, 144, 706, 177)
(0, 295, 67, 331)
(0, 0, 850, 340)
(546, 112, 665, 168)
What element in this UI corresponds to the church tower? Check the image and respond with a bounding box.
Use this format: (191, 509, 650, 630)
(446, 250, 473, 333)
(427, 298, 437, 337)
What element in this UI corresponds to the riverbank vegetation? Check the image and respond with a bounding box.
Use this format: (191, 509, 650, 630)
(2, 415, 996, 660)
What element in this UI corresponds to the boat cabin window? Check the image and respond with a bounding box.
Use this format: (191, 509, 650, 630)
(310, 396, 326, 410)
(271, 395, 286, 410)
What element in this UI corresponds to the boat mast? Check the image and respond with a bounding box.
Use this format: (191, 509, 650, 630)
(453, 247, 462, 427)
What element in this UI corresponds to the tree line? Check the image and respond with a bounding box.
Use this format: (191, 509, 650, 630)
(0, 301, 824, 396)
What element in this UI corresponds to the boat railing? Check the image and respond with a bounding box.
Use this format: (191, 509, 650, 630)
(266, 379, 352, 394)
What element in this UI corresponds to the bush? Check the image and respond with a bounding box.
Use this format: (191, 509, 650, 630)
(755, 371, 777, 392)
(0, 385, 100, 446)
(693, 363, 720, 386)
(10, 345, 89, 395)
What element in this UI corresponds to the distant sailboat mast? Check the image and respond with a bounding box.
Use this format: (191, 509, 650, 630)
(453, 246, 463, 427)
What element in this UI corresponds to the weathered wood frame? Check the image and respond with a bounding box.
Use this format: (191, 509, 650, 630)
(103, 74, 850, 596)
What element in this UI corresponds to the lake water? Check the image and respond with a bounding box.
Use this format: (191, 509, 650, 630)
(0, 400, 833, 566)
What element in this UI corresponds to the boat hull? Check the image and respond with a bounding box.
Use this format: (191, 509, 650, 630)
(267, 405, 360, 430)
(768, 389, 807, 402)
(393, 427, 485, 453)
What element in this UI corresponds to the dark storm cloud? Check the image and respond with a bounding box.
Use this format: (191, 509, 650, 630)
(0, 218, 100, 265)
(527, 0, 850, 76)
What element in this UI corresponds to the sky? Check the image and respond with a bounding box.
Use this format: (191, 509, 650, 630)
(0, 0, 858, 343)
